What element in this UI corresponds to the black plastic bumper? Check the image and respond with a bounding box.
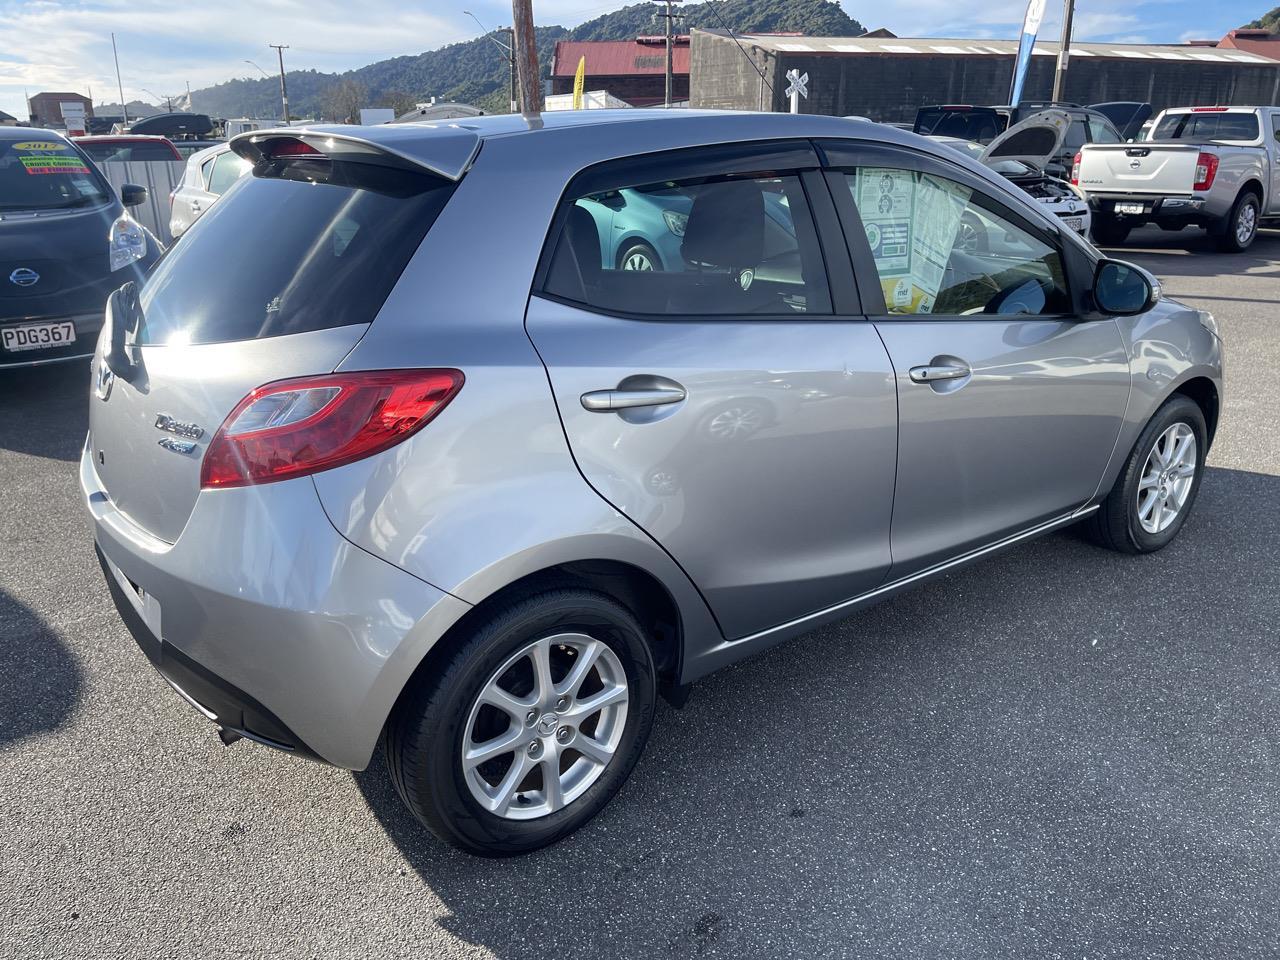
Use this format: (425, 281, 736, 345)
(95, 544, 325, 763)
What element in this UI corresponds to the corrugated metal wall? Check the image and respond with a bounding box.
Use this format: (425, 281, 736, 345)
(98, 160, 184, 246)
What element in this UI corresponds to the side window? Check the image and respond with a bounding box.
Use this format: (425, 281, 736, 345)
(1273, 115, 1280, 142)
(544, 171, 830, 317)
(200, 156, 216, 189)
(1088, 118, 1121, 144)
(207, 152, 251, 196)
(838, 167, 1070, 317)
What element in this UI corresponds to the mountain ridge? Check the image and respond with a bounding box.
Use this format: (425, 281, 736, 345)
(183, 0, 864, 119)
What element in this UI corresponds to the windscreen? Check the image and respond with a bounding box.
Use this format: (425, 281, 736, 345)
(1152, 112, 1260, 142)
(136, 155, 456, 346)
(915, 109, 1005, 144)
(0, 138, 111, 212)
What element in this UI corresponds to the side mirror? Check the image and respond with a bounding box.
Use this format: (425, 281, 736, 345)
(120, 183, 147, 207)
(1093, 259, 1160, 315)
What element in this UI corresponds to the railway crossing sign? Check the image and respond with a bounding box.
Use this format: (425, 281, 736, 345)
(785, 69, 808, 113)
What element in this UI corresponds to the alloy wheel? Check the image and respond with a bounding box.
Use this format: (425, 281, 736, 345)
(1136, 422, 1197, 534)
(622, 250, 655, 271)
(461, 633, 629, 820)
(1237, 200, 1258, 246)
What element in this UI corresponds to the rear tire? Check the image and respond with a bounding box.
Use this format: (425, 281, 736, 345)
(1082, 395, 1206, 554)
(1091, 215, 1132, 246)
(1217, 190, 1260, 252)
(386, 588, 657, 856)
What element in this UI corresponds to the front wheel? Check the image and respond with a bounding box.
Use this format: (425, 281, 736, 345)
(618, 241, 660, 272)
(385, 588, 657, 856)
(1091, 215, 1132, 246)
(1082, 395, 1206, 554)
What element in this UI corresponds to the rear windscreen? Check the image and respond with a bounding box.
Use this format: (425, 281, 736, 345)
(137, 156, 455, 346)
(80, 141, 177, 162)
(914, 109, 1006, 144)
(1152, 112, 1260, 142)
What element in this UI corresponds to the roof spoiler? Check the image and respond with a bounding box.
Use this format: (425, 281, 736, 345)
(229, 123, 481, 181)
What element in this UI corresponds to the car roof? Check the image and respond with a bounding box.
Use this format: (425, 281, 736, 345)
(0, 126, 66, 141)
(73, 134, 173, 143)
(234, 109, 949, 181)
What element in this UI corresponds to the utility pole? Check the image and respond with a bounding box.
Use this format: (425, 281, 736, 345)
(269, 43, 290, 122)
(111, 32, 128, 125)
(186, 80, 192, 112)
(505, 28, 517, 113)
(659, 1, 683, 108)
(465, 11, 518, 114)
(1051, 0, 1075, 103)
(511, 0, 542, 115)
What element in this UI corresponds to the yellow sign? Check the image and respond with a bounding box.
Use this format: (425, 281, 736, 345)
(572, 55, 586, 110)
(13, 141, 67, 151)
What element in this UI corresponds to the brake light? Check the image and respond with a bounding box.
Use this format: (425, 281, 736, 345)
(200, 369, 464, 488)
(1193, 152, 1219, 191)
(1071, 151, 1082, 186)
(263, 138, 325, 160)
(1191, 106, 1228, 112)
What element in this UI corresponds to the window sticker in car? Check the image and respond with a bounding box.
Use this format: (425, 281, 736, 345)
(13, 142, 90, 176)
(856, 168, 914, 282)
(853, 169, 971, 314)
(909, 175, 971, 313)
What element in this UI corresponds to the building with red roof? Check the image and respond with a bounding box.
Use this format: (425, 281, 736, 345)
(550, 36, 690, 107)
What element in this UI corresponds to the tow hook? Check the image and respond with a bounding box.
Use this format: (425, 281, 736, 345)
(217, 726, 243, 748)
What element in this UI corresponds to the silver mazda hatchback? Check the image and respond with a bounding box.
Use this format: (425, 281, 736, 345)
(84, 111, 1222, 856)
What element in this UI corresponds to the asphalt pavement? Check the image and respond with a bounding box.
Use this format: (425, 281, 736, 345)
(2, 226, 1278, 959)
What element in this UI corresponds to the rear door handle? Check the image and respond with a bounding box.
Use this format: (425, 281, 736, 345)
(909, 363, 970, 384)
(581, 386, 686, 412)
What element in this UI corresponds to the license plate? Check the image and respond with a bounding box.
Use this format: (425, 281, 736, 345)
(1, 321, 76, 353)
(1115, 202, 1145, 215)
(1061, 216, 1084, 232)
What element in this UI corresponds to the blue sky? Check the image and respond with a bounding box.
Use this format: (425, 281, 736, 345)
(0, 0, 1266, 121)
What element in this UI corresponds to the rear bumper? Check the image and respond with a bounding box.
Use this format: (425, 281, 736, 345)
(0, 312, 102, 369)
(81, 437, 471, 769)
(1087, 193, 1225, 224)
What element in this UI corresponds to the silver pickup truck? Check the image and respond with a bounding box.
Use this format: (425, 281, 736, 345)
(1075, 106, 1280, 250)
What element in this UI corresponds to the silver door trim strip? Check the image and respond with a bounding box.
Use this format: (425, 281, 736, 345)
(732, 505, 1100, 646)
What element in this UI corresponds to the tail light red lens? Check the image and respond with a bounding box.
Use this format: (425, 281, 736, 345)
(1193, 152, 1219, 191)
(200, 369, 463, 489)
(1071, 151, 1081, 186)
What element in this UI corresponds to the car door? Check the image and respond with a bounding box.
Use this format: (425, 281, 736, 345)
(819, 140, 1131, 580)
(525, 142, 898, 640)
(1269, 112, 1280, 215)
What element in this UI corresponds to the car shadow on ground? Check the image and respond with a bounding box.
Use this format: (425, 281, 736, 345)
(0, 589, 83, 750)
(353, 465, 1279, 959)
(1100, 226, 1280, 285)
(0, 362, 89, 462)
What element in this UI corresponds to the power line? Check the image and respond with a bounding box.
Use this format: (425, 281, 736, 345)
(704, 0, 772, 99)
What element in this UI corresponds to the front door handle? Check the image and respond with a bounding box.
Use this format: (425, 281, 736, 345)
(909, 363, 970, 384)
(581, 386, 686, 412)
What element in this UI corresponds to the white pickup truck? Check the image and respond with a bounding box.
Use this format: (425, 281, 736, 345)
(1074, 106, 1280, 250)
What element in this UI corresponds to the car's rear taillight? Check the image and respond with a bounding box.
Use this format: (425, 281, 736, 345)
(1193, 152, 1219, 191)
(1071, 151, 1081, 186)
(200, 369, 463, 489)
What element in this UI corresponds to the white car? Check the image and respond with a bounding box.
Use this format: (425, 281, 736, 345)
(928, 109, 1093, 239)
(168, 142, 251, 239)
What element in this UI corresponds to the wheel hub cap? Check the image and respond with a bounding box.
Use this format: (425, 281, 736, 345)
(461, 632, 629, 821)
(1136, 422, 1197, 534)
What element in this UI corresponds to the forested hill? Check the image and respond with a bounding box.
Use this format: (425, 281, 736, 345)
(1244, 7, 1280, 31)
(186, 0, 865, 119)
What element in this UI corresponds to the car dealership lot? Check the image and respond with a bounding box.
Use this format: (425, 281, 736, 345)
(2, 227, 1278, 958)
